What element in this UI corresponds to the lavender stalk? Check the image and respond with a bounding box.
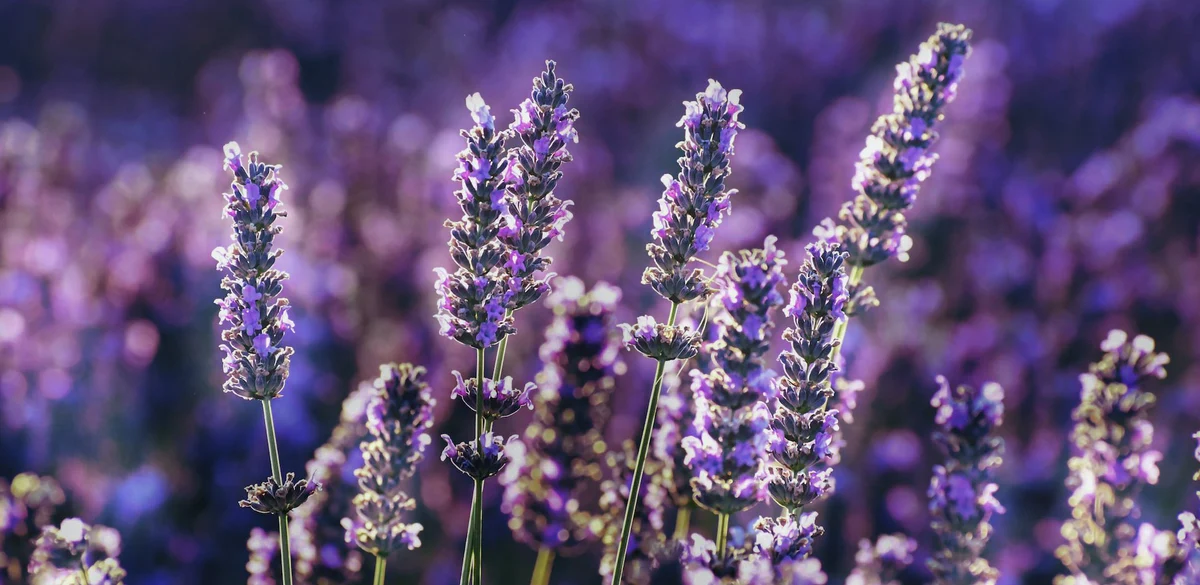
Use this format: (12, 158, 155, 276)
(1056, 330, 1192, 585)
(215, 143, 316, 585)
(345, 364, 435, 585)
(927, 377, 1005, 585)
(612, 79, 744, 585)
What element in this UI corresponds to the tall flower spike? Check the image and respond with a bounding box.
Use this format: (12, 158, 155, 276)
(1056, 330, 1190, 585)
(500, 278, 622, 554)
(346, 363, 435, 557)
(214, 143, 295, 401)
(642, 79, 744, 304)
(757, 241, 847, 562)
(500, 61, 581, 311)
(435, 93, 518, 348)
(926, 377, 1005, 585)
(847, 534, 917, 585)
(684, 238, 785, 516)
(817, 23, 972, 269)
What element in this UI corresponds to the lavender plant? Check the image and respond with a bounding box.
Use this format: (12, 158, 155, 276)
(927, 377, 1005, 585)
(1056, 330, 1192, 585)
(755, 241, 847, 564)
(599, 443, 669, 585)
(683, 237, 786, 556)
(346, 363, 435, 585)
(215, 142, 315, 585)
(498, 277, 621, 585)
(846, 535, 916, 585)
(612, 78, 744, 585)
(27, 518, 125, 584)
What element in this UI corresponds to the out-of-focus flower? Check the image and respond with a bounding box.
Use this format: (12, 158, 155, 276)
(346, 363, 435, 556)
(27, 518, 126, 584)
(846, 534, 916, 585)
(599, 442, 669, 585)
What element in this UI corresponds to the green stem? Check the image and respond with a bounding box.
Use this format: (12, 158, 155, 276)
(829, 265, 864, 364)
(715, 513, 729, 557)
(609, 301, 680, 585)
(475, 349, 486, 438)
(492, 309, 515, 383)
(530, 547, 556, 585)
(673, 507, 692, 541)
(460, 489, 480, 585)
(78, 559, 91, 585)
(261, 399, 294, 585)
(473, 478, 484, 585)
(373, 555, 388, 585)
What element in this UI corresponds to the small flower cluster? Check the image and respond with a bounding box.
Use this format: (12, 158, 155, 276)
(1056, 331, 1189, 585)
(213, 142, 295, 401)
(28, 518, 126, 584)
(500, 278, 622, 552)
(434, 93, 519, 349)
(816, 23, 972, 268)
(1, 473, 65, 580)
(239, 472, 321, 516)
(683, 238, 786, 515)
(641, 79, 744, 305)
(499, 61, 580, 312)
(757, 242, 848, 561)
(441, 363, 530, 482)
(680, 529, 757, 583)
(442, 432, 518, 482)
(927, 377, 1005, 585)
(347, 363, 435, 557)
(247, 527, 279, 585)
(846, 535, 917, 585)
(599, 443, 669, 585)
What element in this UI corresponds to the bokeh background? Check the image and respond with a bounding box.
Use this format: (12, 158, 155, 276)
(1, 0, 1199, 583)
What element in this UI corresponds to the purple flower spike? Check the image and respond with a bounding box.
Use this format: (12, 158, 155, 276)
(348, 364, 434, 557)
(499, 61, 581, 312)
(451, 371, 534, 421)
(1058, 331, 1193, 584)
(927, 376, 1004, 585)
(641, 79, 744, 304)
(500, 278, 623, 554)
(819, 23, 973, 269)
(435, 92, 518, 349)
(213, 142, 295, 401)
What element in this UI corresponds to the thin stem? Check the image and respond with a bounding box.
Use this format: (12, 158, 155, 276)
(492, 309, 516, 383)
(460, 490, 480, 585)
(673, 507, 692, 541)
(261, 399, 294, 585)
(829, 264, 865, 364)
(78, 559, 91, 585)
(473, 477, 484, 585)
(475, 349, 486, 438)
(530, 547, 556, 585)
(715, 513, 729, 557)
(373, 554, 388, 585)
(608, 301, 680, 585)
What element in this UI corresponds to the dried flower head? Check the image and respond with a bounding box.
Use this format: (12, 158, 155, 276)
(239, 473, 321, 516)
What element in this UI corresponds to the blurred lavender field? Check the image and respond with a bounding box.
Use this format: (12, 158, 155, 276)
(1, 0, 1199, 584)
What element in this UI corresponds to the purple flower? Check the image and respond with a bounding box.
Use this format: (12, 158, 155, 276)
(347, 365, 432, 557)
(213, 142, 295, 401)
(927, 376, 1004, 585)
(451, 371, 534, 420)
(441, 432, 517, 481)
(465, 92, 495, 131)
(754, 511, 820, 564)
(239, 472, 320, 515)
(817, 23, 973, 268)
(846, 534, 916, 585)
(620, 316, 701, 361)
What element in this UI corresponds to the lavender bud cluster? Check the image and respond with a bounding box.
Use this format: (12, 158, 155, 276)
(680, 529, 756, 583)
(1057, 330, 1188, 585)
(683, 237, 786, 515)
(926, 377, 1004, 585)
(346, 363, 435, 557)
(499, 61, 580, 312)
(28, 518, 125, 584)
(246, 527, 279, 585)
(442, 432, 518, 482)
(816, 23, 972, 268)
(847, 535, 917, 585)
(640, 79, 744, 306)
(600, 443, 669, 585)
(213, 142, 295, 401)
(239, 473, 320, 516)
(756, 242, 848, 562)
(434, 93, 519, 349)
(500, 278, 622, 553)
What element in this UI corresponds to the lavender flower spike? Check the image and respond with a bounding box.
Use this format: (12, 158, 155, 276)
(927, 377, 1004, 585)
(499, 61, 581, 312)
(28, 518, 127, 584)
(435, 93, 518, 349)
(347, 363, 435, 583)
(215, 142, 308, 585)
(1056, 330, 1191, 585)
(500, 278, 622, 564)
(817, 23, 972, 269)
(756, 241, 847, 564)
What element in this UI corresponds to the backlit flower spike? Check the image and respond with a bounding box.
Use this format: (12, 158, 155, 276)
(1056, 330, 1191, 585)
(926, 377, 1004, 585)
(500, 278, 623, 554)
(213, 143, 295, 401)
(500, 61, 581, 311)
(435, 93, 518, 349)
(348, 363, 435, 557)
(819, 23, 973, 269)
(847, 534, 916, 585)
